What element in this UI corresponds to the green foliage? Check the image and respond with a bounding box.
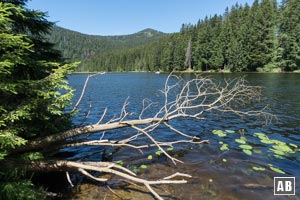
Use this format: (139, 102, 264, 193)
(49, 0, 300, 72)
(140, 164, 148, 169)
(242, 149, 252, 156)
(239, 145, 252, 150)
(116, 160, 124, 166)
(167, 146, 174, 151)
(212, 130, 227, 137)
(0, 1, 78, 199)
(214, 129, 299, 174)
(0, 180, 46, 200)
(48, 26, 167, 71)
(252, 166, 266, 171)
(147, 155, 153, 160)
(220, 144, 229, 151)
(269, 165, 285, 174)
(155, 150, 162, 156)
(235, 138, 246, 144)
(278, 0, 300, 71)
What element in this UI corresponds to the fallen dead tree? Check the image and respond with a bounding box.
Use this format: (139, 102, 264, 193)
(8, 73, 272, 199)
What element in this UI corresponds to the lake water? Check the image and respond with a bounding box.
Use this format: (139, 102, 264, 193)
(63, 73, 300, 200)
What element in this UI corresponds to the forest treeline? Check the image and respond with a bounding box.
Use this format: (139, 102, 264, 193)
(49, 0, 299, 72)
(47, 26, 167, 71)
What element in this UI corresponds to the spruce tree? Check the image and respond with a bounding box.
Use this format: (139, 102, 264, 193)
(279, 0, 300, 71)
(0, 1, 78, 199)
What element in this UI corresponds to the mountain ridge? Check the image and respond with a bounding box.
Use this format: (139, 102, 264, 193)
(47, 26, 167, 67)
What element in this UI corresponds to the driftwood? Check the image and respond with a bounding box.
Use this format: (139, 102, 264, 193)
(9, 73, 272, 199)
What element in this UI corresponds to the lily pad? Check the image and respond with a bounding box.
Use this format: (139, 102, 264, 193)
(270, 166, 285, 174)
(243, 149, 252, 155)
(260, 139, 274, 144)
(140, 164, 148, 169)
(252, 166, 266, 171)
(272, 144, 293, 153)
(167, 146, 174, 151)
(254, 132, 266, 137)
(289, 143, 298, 148)
(155, 150, 162, 156)
(116, 160, 124, 165)
(148, 155, 153, 160)
(271, 140, 286, 145)
(212, 130, 227, 137)
(222, 159, 227, 163)
(274, 154, 285, 159)
(270, 148, 286, 156)
(235, 139, 246, 144)
(219, 141, 224, 144)
(225, 130, 235, 133)
(220, 144, 229, 151)
(239, 144, 252, 150)
(258, 135, 268, 140)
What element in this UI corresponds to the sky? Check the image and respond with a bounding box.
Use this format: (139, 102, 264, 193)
(27, 0, 254, 36)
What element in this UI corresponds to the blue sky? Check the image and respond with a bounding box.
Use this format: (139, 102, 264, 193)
(27, 0, 254, 36)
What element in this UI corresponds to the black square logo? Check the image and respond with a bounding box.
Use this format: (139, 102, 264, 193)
(274, 177, 295, 195)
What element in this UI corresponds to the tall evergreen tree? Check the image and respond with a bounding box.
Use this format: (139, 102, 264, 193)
(0, 1, 78, 199)
(279, 0, 300, 71)
(247, 0, 277, 71)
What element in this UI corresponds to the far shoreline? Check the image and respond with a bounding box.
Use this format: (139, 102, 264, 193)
(70, 70, 300, 74)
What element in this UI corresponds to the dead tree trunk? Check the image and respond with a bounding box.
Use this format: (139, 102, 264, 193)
(7, 73, 272, 199)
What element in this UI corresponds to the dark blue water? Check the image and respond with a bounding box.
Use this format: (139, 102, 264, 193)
(65, 73, 300, 200)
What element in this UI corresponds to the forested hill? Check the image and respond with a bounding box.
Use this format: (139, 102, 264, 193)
(47, 26, 167, 71)
(49, 0, 300, 73)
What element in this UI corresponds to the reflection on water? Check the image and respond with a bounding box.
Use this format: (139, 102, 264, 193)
(63, 73, 300, 199)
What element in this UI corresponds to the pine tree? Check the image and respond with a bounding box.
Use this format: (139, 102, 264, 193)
(247, 0, 277, 71)
(0, 1, 78, 199)
(279, 0, 300, 71)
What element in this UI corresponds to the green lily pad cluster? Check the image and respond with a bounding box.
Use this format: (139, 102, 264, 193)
(212, 129, 299, 174)
(254, 132, 298, 159)
(212, 130, 227, 137)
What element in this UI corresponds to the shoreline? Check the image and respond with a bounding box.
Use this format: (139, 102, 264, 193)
(70, 70, 300, 74)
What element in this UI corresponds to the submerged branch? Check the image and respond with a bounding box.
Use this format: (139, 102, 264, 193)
(8, 73, 273, 199)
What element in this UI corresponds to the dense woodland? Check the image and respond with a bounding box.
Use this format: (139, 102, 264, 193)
(49, 0, 300, 72)
(0, 0, 300, 199)
(48, 26, 167, 71)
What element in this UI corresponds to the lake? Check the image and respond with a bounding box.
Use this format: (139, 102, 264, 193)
(63, 73, 300, 200)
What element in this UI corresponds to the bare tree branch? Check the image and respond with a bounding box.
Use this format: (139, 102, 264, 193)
(8, 73, 273, 199)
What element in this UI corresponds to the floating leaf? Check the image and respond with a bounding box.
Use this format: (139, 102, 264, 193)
(274, 154, 285, 159)
(225, 130, 235, 133)
(270, 148, 286, 156)
(258, 135, 268, 140)
(148, 155, 153, 160)
(289, 143, 298, 148)
(212, 130, 227, 137)
(239, 145, 252, 150)
(222, 159, 227, 163)
(219, 141, 224, 144)
(155, 150, 162, 156)
(254, 132, 266, 137)
(243, 149, 252, 155)
(272, 144, 293, 153)
(270, 166, 285, 174)
(271, 140, 286, 145)
(167, 146, 174, 151)
(260, 139, 274, 144)
(220, 144, 229, 151)
(252, 166, 266, 171)
(140, 164, 147, 169)
(235, 139, 246, 144)
(116, 160, 123, 165)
